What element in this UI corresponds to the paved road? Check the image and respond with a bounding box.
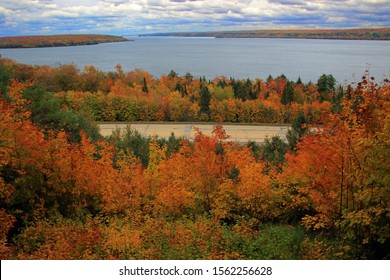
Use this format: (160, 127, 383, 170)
(97, 123, 290, 144)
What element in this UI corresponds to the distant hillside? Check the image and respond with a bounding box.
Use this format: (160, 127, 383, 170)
(0, 34, 130, 48)
(141, 28, 390, 40)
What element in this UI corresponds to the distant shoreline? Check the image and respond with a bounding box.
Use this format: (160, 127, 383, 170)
(139, 27, 390, 40)
(0, 34, 131, 49)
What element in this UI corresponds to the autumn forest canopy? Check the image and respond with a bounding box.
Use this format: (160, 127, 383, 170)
(142, 27, 390, 40)
(0, 58, 389, 260)
(0, 34, 129, 49)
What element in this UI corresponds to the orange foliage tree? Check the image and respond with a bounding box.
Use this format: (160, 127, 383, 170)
(280, 74, 390, 258)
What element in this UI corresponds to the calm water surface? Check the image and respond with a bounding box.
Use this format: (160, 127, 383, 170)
(1, 37, 389, 83)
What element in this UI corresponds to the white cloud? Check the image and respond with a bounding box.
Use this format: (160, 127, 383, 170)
(0, 0, 389, 36)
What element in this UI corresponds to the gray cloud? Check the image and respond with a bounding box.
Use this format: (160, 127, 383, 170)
(268, 0, 306, 5)
(0, 0, 388, 36)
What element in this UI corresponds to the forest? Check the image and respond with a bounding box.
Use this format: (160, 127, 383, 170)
(0, 34, 129, 49)
(142, 27, 390, 40)
(0, 58, 389, 260)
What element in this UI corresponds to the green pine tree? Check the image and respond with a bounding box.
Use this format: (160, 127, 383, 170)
(199, 84, 211, 119)
(142, 77, 149, 93)
(281, 81, 294, 105)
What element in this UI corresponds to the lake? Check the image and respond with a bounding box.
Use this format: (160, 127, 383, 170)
(1, 37, 389, 84)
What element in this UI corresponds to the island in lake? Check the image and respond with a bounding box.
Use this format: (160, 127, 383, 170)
(140, 27, 390, 40)
(0, 34, 130, 48)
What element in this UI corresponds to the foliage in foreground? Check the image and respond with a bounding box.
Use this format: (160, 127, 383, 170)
(0, 69, 389, 259)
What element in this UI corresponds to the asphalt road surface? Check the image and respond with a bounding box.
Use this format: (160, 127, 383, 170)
(97, 123, 290, 144)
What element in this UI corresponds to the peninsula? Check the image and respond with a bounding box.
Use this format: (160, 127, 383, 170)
(140, 27, 390, 40)
(0, 34, 129, 48)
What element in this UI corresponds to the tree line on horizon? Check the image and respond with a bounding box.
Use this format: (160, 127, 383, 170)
(142, 27, 390, 40)
(0, 34, 129, 49)
(0, 58, 389, 260)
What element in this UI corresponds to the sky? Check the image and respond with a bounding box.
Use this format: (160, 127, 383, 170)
(0, 0, 389, 36)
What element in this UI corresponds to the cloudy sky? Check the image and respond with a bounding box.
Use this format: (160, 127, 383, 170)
(1, 0, 389, 36)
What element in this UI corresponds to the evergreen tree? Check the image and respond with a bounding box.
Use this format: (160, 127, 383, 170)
(245, 79, 255, 100)
(317, 74, 336, 93)
(168, 70, 178, 79)
(236, 81, 247, 100)
(278, 74, 287, 80)
(199, 84, 211, 119)
(281, 81, 294, 105)
(182, 84, 188, 96)
(232, 79, 254, 101)
(185, 72, 193, 82)
(250, 80, 261, 100)
(260, 136, 289, 171)
(217, 78, 227, 88)
(286, 111, 308, 150)
(332, 85, 344, 113)
(174, 82, 182, 93)
(142, 77, 149, 93)
(0, 61, 11, 96)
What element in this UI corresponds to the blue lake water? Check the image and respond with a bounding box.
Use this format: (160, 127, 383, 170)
(1, 37, 389, 84)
